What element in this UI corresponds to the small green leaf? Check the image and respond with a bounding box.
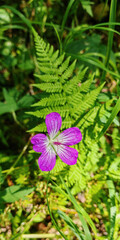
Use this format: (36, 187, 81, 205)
(0, 185, 34, 203)
(0, 88, 18, 115)
(0, 9, 10, 24)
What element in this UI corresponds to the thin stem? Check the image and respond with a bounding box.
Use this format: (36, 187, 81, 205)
(51, 22, 63, 55)
(46, 173, 68, 240)
(106, 178, 116, 240)
(4, 134, 33, 179)
(102, 0, 117, 80)
(97, 98, 120, 140)
(61, 0, 75, 39)
(22, 233, 56, 238)
(12, 111, 25, 130)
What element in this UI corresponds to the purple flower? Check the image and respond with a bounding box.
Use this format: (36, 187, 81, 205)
(31, 112, 82, 171)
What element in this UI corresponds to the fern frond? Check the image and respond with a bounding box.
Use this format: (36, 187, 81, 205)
(108, 158, 120, 180)
(51, 157, 66, 174)
(34, 31, 59, 68)
(28, 30, 107, 194)
(28, 105, 70, 118)
(76, 106, 99, 129)
(54, 53, 65, 67)
(61, 117, 73, 129)
(28, 122, 47, 132)
(50, 49, 59, 62)
(71, 83, 104, 117)
(38, 66, 57, 74)
(68, 92, 83, 106)
(68, 165, 85, 186)
(61, 60, 76, 80)
(64, 68, 91, 94)
(32, 83, 62, 93)
(32, 94, 66, 107)
(85, 180, 105, 205)
(79, 75, 93, 92)
(58, 56, 71, 75)
(34, 74, 59, 82)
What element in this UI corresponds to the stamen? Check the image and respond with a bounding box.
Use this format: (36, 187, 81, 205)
(53, 142, 61, 145)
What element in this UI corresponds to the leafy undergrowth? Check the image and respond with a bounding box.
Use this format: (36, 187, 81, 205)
(0, 0, 120, 239)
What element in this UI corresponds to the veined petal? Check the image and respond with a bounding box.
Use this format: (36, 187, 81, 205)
(45, 112, 62, 138)
(31, 134, 49, 152)
(56, 145, 78, 165)
(38, 145, 56, 171)
(55, 127, 82, 146)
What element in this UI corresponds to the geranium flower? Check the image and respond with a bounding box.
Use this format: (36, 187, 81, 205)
(31, 112, 82, 171)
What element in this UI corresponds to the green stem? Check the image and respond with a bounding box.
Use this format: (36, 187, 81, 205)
(97, 98, 120, 140)
(61, 0, 75, 39)
(12, 111, 25, 129)
(4, 135, 32, 179)
(106, 178, 116, 240)
(102, 0, 117, 80)
(46, 173, 68, 240)
(22, 233, 56, 239)
(22, 233, 56, 238)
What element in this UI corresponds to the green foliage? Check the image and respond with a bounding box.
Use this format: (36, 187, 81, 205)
(108, 158, 120, 180)
(0, 167, 4, 187)
(0, 0, 120, 239)
(28, 30, 108, 195)
(0, 185, 34, 203)
(27, 28, 120, 239)
(107, 179, 116, 240)
(0, 88, 35, 115)
(58, 209, 85, 240)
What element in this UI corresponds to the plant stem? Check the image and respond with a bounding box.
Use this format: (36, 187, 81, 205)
(46, 173, 68, 240)
(12, 111, 25, 129)
(22, 233, 56, 238)
(97, 98, 120, 140)
(102, 0, 117, 80)
(4, 135, 33, 179)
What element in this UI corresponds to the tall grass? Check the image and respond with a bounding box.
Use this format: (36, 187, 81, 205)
(102, 0, 117, 79)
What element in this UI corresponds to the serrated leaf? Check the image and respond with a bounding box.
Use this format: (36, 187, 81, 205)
(32, 94, 66, 107)
(61, 60, 76, 80)
(34, 74, 59, 82)
(32, 83, 62, 93)
(58, 56, 71, 75)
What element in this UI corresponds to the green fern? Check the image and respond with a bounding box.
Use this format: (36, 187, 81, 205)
(108, 158, 120, 180)
(32, 82, 63, 93)
(28, 30, 111, 193)
(85, 180, 105, 207)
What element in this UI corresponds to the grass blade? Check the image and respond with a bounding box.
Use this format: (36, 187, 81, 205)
(59, 176, 98, 240)
(1, 5, 32, 29)
(22, 233, 57, 238)
(106, 179, 116, 240)
(97, 98, 120, 140)
(102, 0, 117, 79)
(61, 0, 75, 39)
(58, 209, 85, 240)
(67, 53, 120, 79)
(46, 174, 68, 240)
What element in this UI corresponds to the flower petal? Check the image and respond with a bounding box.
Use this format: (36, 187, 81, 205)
(56, 145, 78, 165)
(31, 134, 49, 152)
(55, 127, 82, 146)
(38, 145, 56, 171)
(45, 112, 62, 138)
